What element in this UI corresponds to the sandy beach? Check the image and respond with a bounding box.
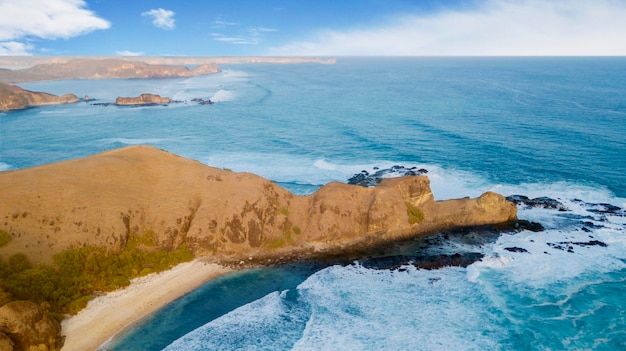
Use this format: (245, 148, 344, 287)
(60, 259, 232, 351)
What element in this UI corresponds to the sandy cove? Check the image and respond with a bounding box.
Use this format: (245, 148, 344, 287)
(60, 260, 232, 351)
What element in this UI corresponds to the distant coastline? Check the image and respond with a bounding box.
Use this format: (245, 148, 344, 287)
(0, 56, 336, 70)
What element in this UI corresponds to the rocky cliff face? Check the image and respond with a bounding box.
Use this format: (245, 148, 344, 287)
(0, 83, 78, 111)
(0, 146, 517, 265)
(115, 94, 171, 105)
(0, 301, 63, 351)
(0, 59, 219, 83)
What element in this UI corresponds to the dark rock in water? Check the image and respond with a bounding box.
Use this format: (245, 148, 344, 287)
(506, 195, 567, 211)
(504, 247, 529, 253)
(359, 252, 484, 271)
(547, 240, 607, 253)
(585, 202, 623, 215)
(413, 253, 484, 270)
(583, 221, 604, 230)
(514, 219, 545, 232)
(348, 165, 427, 187)
(191, 98, 214, 105)
(574, 240, 608, 247)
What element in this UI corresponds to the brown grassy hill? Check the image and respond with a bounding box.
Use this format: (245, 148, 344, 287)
(0, 146, 517, 265)
(0, 59, 219, 83)
(0, 82, 78, 111)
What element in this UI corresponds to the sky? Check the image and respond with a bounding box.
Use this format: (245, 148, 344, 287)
(1, 0, 626, 56)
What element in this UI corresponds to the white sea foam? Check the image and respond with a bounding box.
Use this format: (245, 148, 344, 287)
(468, 201, 626, 287)
(165, 265, 508, 351)
(210, 89, 236, 102)
(0, 163, 11, 171)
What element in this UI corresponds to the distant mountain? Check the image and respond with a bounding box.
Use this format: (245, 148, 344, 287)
(0, 59, 219, 83)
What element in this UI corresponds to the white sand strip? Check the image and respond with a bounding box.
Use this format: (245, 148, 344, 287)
(61, 260, 232, 351)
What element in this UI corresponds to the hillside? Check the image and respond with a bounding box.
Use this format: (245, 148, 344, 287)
(0, 145, 517, 265)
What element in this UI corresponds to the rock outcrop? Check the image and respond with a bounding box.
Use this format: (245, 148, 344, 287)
(0, 146, 517, 265)
(115, 94, 171, 106)
(0, 301, 63, 351)
(0, 59, 219, 83)
(0, 83, 78, 111)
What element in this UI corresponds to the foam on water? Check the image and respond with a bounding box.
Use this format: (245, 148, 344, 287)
(0, 163, 11, 171)
(210, 89, 236, 102)
(165, 265, 509, 351)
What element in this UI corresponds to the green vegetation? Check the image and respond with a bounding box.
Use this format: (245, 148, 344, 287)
(406, 202, 425, 224)
(0, 232, 193, 320)
(267, 237, 287, 249)
(0, 230, 11, 247)
(268, 197, 280, 208)
(264, 223, 301, 249)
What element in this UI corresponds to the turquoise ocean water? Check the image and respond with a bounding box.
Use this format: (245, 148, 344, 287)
(1, 58, 625, 350)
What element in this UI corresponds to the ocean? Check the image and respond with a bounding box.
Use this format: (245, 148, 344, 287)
(1, 57, 625, 350)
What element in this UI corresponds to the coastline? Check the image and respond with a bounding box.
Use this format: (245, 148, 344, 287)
(60, 259, 233, 351)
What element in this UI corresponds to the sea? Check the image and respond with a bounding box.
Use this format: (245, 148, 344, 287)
(1, 57, 625, 350)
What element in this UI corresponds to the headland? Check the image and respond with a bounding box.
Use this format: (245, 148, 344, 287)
(0, 145, 517, 350)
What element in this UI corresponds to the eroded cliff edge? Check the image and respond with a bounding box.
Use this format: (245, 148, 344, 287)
(0, 145, 517, 265)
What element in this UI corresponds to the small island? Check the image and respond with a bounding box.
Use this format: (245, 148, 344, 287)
(115, 93, 171, 106)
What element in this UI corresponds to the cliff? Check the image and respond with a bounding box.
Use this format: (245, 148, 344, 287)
(0, 83, 78, 111)
(115, 94, 171, 106)
(0, 301, 63, 351)
(0, 59, 219, 83)
(0, 146, 517, 265)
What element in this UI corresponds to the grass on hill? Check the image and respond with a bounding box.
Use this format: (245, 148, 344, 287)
(0, 230, 193, 320)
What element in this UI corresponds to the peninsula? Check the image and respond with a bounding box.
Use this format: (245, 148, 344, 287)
(0, 146, 517, 350)
(0, 82, 78, 111)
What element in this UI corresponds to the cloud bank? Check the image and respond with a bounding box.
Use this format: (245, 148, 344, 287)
(0, 41, 32, 56)
(142, 8, 176, 30)
(0, 0, 109, 55)
(269, 0, 626, 56)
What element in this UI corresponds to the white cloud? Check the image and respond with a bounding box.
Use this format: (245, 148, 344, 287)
(142, 8, 176, 30)
(0, 0, 110, 41)
(0, 41, 33, 55)
(269, 0, 626, 56)
(212, 17, 239, 29)
(212, 33, 256, 45)
(116, 50, 144, 56)
(212, 26, 278, 45)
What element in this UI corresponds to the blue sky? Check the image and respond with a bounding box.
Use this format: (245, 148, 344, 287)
(1, 0, 626, 56)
